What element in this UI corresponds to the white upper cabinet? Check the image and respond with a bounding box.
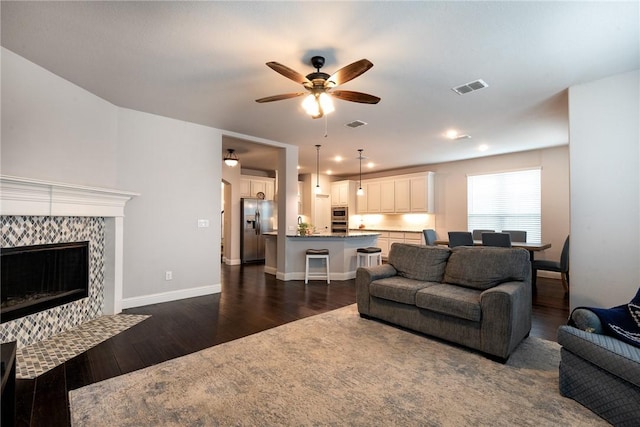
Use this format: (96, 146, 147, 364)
(380, 181, 395, 213)
(358, 172, 434, 214)
(240, 176, 276, 200)
(331, 181, 354, 207)
(394, 179, 410, 212)
(366, 182, 381, 213)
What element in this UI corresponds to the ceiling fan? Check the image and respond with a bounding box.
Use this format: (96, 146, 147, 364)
(255, 56, 381, 119)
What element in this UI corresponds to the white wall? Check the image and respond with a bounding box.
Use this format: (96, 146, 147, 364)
(1, 47, 118, 187)
(117, 108, 222, 305)
(568, 70, 640, 308)
(2, 48, 223, 309)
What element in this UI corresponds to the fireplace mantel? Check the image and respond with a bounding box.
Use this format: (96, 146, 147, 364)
(1, 175, 139, 315)
(0, 175, 139, 217)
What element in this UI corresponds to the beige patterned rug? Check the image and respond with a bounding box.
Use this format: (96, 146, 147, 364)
(69, 305, 605, 426)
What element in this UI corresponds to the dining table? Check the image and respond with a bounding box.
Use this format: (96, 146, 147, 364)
(433, 239, 551, 261)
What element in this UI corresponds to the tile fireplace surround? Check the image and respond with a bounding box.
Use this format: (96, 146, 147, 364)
(0, 175, 138, 347)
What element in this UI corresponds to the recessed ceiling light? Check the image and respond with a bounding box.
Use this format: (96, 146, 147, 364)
(326, 170, 333, 175)
(367, 162, 374, 168)
(478, 144, 489, 152)
(335, 155, 343, 162)
(445, 129, 459, 139)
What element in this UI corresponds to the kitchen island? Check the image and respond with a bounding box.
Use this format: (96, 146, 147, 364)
(263, 231, 380, 281)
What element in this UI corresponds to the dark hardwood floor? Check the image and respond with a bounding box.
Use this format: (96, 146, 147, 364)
(14, 264, 569, 427)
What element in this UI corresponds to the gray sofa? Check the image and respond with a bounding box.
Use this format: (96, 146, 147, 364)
(356, 243, 532, 361)
(558, 324, 640, 426)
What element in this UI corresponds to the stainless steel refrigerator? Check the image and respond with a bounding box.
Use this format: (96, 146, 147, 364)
(240, 198, 275, 263)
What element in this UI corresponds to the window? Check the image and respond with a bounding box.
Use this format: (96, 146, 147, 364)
(467, 168, 541, 243)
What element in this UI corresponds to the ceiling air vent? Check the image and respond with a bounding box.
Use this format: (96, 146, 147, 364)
(452, 79, 489, 95)
(345, 120, 367, 128)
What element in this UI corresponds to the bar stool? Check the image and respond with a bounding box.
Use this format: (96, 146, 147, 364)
(305, 249, 330, 284)
(357, 247, 382, 267)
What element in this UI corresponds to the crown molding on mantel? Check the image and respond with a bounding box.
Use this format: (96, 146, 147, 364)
(0, 175, 139, 217)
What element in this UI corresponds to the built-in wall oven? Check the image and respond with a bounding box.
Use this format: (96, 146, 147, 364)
(331, 207, 348, 233)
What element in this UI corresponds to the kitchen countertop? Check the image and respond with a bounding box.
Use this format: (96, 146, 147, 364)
(349, 228, 426, 233)
(263, 231, 381, 238)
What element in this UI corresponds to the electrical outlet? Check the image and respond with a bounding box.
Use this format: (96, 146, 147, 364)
(165, 271, 173, 281)
(197, 219, 209, 228)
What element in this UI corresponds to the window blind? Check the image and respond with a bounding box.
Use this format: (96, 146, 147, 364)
(467, 168, 541, 243)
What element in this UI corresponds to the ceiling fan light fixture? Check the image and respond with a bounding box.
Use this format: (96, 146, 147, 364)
(302, 93, 334, 118)
(224, 149, 239, 167)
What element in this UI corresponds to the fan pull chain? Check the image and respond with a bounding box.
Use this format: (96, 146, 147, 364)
(324, 114, 329, 138)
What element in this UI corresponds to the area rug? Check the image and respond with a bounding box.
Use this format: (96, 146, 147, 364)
(69, 305, 605, 426)
(17, 314, 150, 379)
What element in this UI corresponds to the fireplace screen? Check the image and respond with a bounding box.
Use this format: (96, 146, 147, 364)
(1, 241, 89, 323)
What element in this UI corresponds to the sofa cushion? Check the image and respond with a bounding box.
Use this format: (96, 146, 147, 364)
(415, 284, 482, 322)
(370, 276, 437, 305)
(443, 246, 530, 290)
(388, 243, 451, 282)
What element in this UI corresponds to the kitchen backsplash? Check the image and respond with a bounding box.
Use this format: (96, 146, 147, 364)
(350, 213, 435, 232)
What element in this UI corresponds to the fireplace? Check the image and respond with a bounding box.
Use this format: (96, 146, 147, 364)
(1, 241, 89, 323)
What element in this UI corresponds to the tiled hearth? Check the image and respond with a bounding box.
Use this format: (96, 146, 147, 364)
(16, 313, 149, 379)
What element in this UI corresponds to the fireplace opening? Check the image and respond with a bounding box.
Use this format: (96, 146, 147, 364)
(1, 241, 89, 323)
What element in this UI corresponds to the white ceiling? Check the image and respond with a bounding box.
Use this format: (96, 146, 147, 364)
(2, 1, 638, 176)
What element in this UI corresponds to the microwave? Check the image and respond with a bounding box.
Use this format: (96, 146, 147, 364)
(331, 207, 348, 220)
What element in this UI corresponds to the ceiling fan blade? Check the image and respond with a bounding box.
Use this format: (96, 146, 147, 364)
(265, 62, 311, 85)
(325, 59, 374, 87)
(255, 93, 305, 103)
(331, 90, 380, 104)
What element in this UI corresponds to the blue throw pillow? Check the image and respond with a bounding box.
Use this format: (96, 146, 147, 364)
(570, 288, 640, 348)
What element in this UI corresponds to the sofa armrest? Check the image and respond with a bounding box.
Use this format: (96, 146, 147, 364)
(558, 325, 640, 387)
(479, 280, 532, 359)
(356, 264, 397, 315)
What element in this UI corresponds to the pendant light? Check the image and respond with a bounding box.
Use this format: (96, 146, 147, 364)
(224, 149, 239, 167)
(315, 144, 321, 194)
(356, 149, 364, 196)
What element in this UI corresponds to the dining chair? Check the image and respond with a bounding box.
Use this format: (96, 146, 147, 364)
(481, 232, 512, 247)
(532, 235, 570, 293)
(423, 229, 437, 246)
(448, 231, 474, 248)
(502, 230, 527, 243)
(472, 229, 494, 240)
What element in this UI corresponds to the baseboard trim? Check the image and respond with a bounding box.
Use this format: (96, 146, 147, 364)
(122, 284, 221, 309)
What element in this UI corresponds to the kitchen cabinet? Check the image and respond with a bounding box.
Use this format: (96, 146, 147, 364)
(388, 232, 405, 253)
(394, 179, 410, 212)
(377, 232, 389, 256)
(410, 175, 433, 212)
(357, 172, 434, 214)
(240, 176, 276, 200)
(404, 231, 424, 244)
(380, 181, 395, 212)
(366, 182, 381, 213)
(379, 231, 424, 257)
(240, 178, 251, 197)
(331, 181, 350, 206)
